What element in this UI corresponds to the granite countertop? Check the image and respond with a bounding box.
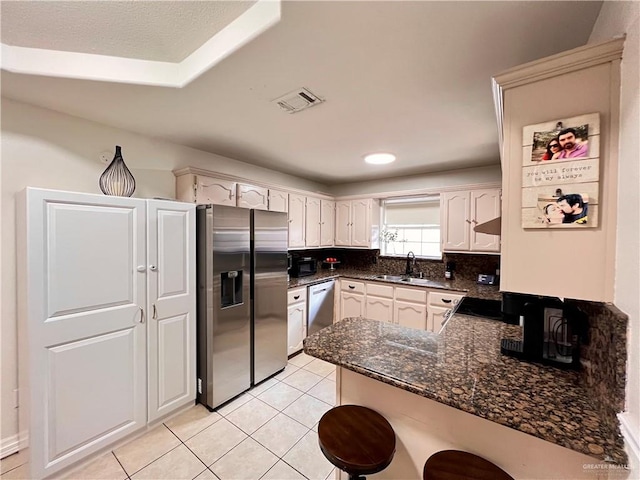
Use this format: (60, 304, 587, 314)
(303, 316, 627, 465)
(288, 268, 501, 301)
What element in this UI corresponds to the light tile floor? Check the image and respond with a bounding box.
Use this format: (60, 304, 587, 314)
(0, 353, 336, 480)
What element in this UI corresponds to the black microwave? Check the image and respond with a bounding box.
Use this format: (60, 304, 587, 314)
(290, 256, 317, 277)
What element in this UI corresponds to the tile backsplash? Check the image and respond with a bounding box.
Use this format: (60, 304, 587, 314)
(289, 248, 500, 283)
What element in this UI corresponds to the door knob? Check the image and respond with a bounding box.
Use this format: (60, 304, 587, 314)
(149, 265, 157, 272)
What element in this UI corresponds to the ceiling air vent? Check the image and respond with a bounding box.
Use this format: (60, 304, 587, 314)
(272, 88, 325, 114)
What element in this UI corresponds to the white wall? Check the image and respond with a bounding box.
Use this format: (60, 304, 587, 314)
(0, 98, 327, 452)
(328, 164, 501, 197)
(589, 1, 640, 469)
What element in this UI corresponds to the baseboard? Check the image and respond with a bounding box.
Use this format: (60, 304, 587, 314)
(0, 432, 28, 459)
(619, 412, 640, 470)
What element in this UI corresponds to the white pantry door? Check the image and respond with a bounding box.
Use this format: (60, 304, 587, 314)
(146, 200, 196, 422)
(19, 188, 147, 479)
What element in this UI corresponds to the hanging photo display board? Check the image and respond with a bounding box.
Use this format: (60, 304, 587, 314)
(521, 113, 600, 228)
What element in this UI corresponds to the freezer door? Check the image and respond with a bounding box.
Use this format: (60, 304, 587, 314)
(197, 205, 251, 410)
(251, 210, 288, 385)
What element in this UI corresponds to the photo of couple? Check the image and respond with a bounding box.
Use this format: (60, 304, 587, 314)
(539, 191, 589, 225)
(531, 124, 589, 162)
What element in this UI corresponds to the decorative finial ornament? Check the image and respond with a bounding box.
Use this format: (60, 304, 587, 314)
(99, 145, 136, 197)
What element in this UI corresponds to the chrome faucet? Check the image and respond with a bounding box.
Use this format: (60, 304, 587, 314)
(405, 251, 415, 276)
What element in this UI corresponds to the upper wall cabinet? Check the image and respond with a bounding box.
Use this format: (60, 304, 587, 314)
(268, 189, 289, 213)
(320, 199, 335, 247)
(237, 183, 268, 210)
(494, 38, 623, 302)
(335, 199, 380, 248)
(305, 197, 321, 248)
(176, 173, 236, 205)
(288, 193, 306, 248)
(441, 189, 501, 253)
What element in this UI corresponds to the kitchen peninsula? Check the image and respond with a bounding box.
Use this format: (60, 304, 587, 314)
(304, 315, 628, 479)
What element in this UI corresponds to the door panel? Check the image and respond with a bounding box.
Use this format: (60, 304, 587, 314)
(147, 200, 196, 421)
(334, 201, 351, 246)
(157, 314, 190, 408)
(351, 199, 371, 247)
(320, 200, 335, 247)
(46, 204, 135, 317)
(21, 188, 146, 479)
(305, 197, 321, 247)
(237, 184, 268, 210)
(442, 191, 471, 251)
(470, 189, 501, 252)
(196, 176, 236, 205)
(47, 328, 137, 460)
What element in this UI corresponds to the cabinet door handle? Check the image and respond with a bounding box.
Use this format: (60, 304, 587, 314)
(442, 299, 452, 304)
(149, 265, 157, 272)
(465, 219, 472, 224)
(348, 285, 355, 289)
(152, 304, 157, 319)
(472, 219, 478, 224)
(294, 295, 300, 300)
(138, 307, 145, 324)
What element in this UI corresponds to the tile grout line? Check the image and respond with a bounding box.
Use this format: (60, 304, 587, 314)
(110, 451, 131, 480)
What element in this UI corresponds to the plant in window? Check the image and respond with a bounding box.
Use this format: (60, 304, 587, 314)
(380, 229, 406, 254)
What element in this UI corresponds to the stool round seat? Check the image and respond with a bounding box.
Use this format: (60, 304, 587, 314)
(423, 450, 514, 480)
(318, 405, 396, 478)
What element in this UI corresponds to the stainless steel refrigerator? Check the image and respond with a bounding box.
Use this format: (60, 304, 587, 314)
(196, 205, 288, 410)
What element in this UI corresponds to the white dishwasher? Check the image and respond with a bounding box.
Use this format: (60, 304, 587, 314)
(308, 280, 335, 336)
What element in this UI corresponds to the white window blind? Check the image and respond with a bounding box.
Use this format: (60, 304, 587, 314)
(381, 196, 441, 259)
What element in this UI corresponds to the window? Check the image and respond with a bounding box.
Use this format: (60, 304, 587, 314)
(381, 196, 441, 259)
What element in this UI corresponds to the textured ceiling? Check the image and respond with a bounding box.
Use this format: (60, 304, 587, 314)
(0, 1, 604, 184)
(1, 1, 256, 62)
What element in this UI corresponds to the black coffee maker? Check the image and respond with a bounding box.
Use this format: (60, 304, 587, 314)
(500, 293, 584, 369)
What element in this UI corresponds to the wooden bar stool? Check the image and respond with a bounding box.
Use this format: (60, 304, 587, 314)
(423, 450, 514, 480)
(318, 405, 396, 480)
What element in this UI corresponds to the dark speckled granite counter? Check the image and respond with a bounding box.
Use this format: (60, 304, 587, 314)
(303, 315, 627, 465)
(288, 269, 501, 300)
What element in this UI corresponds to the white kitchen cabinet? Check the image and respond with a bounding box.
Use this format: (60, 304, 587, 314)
(394, 301, 428, 330)
(17, 188, 196, 479)
(365, 296, 394, 323)
(287, 288, 307, 356)
(441, 189, 500, 253)
(288, 193, 306, 248)
(237, 183, 268, 210)
(305, 197, 321, 247)
(146, 200, 196, 422)
(335, 201, 352, 246)
(334, 199, 380, 248)
(268, 189, 289, 213)
(320, 199, 335, 247)
(427, 291, 464, 332)
(364, 283, 394, 323)
(195, 175, 237, 205)
(339, 280, 365, 320)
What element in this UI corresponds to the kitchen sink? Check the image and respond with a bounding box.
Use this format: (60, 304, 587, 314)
(400, 277, 445, 287)
(374, 275, 404, 281)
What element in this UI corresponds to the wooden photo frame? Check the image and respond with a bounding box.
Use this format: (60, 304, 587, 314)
(521, 113, 600, 228)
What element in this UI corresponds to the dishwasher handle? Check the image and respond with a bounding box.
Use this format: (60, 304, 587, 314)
(313, 288, 328, 294)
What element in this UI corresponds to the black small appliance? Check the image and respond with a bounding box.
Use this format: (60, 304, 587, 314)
(290, 256, 317, 277)
(500, 293, 583, 369)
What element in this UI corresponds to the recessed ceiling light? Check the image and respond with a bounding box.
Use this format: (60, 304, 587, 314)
(364, 153, 396, 165)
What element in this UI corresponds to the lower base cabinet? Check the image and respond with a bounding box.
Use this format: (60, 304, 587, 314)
(287, 287, 307, 356)
(395, 301, 428, 330)
(339, 279, 464, 333)
(339, 281, 366, 320)
(365, 296, 394, 323)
